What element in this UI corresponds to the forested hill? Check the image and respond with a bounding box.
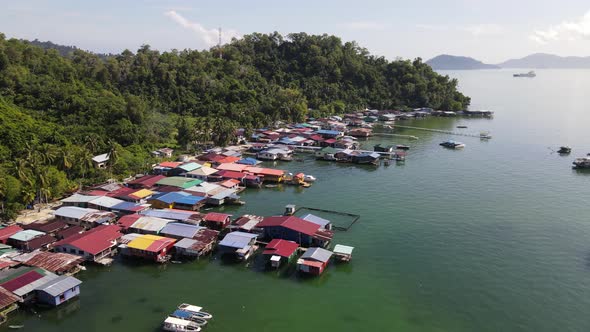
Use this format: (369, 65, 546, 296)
(0, 31, 470, 220)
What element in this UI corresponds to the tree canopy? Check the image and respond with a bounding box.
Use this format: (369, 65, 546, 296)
(0, 31, 469, 220)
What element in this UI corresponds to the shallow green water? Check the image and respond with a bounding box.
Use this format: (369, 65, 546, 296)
(5, 69, 590, 332)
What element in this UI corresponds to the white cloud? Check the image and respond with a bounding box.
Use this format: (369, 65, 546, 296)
(164, 10, 240, 47)
(344, 21, 387, 31)
(531, 10, 590, 44)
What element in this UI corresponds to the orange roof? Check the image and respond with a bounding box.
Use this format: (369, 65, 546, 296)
(218, 156, 240, 164)
(246, 167, 284, 177)
(159, 161, 182, 168)
(220, 179, 241, 188)
(216, 163, 249, 172)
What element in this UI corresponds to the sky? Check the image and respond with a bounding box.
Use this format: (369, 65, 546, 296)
(1, 0, 590, 63)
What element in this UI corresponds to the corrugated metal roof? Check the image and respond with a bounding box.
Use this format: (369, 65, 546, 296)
(130, 216, 172, 233)
(153, 191, 191, 204)
(127, 234, 175, 252)
(174, 238, 198, 249)
(54, 206, 99, 220)
(301, 214, 331, 228)
(9, 230, 45, 242)
(0, 225, 24, 240)
(333, 244, 354, 255)
(300, 247, 332, 263)
(175, 195, 205, 205)
(61, 194, 99, 203)
(210, 188, 237, 200)
(186, 166, 218, 176)
(131, 189, 154, 199)
(0, 286, 19, 308)
(23, 251, 84, 273)
(52, 225, 122, 255)
(35, 275, 82, 297)
(156, 177, 202, 188)
(177, 162, 201, 172)
(88, 196, 124, 208)
(160, 223, 203, 238)
(92, 153, 109, 163)
(140, 209, 201, 222)
(219, 232, 257, 249)
(263, 239, 298, 257)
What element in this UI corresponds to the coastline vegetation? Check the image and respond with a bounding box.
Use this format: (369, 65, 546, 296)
(0, 31, 470, 220)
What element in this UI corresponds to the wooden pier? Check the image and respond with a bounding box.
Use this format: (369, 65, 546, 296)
(389, 125, 490, 138)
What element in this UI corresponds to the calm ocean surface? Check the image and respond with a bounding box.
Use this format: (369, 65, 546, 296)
(5, 69, 590, 332)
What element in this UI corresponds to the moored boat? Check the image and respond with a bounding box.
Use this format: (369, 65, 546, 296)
(480, 131, 492, 139)
(162, 317, 201, 331)
(304, 175, 316, 182)
(573, 157, 590, 169)
(396, 145, 410, 150)
(171, 310, 208, 326)
(177, 304, 213, 319)
(440, 140, 465, 149)
(558, 146, 571, 154)
(513, 71, 536, 78)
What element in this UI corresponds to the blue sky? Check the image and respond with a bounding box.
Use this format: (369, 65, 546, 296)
(2, 0, 590, 63)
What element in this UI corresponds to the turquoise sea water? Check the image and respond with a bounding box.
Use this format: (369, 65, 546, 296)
(4, 69, 590, 332)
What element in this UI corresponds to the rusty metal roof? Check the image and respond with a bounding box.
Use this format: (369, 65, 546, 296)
(23, 251, 83, 274)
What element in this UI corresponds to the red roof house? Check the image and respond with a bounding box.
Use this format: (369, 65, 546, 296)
(0, 225, 23, 244)
(258, 216, 332, 247)
(127, 175, 166, 189)
(263, 239, 299, 258)
(203, 212, 232, 230)
(52, 225, 122, 263)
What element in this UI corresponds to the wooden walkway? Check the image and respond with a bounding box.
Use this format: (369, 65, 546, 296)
(392, 125, 489, 138)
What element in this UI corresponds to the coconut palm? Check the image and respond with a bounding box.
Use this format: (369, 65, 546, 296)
(21, 186, 36, 208)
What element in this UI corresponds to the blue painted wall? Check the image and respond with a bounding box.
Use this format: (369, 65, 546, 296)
(36, 286, 80, 306)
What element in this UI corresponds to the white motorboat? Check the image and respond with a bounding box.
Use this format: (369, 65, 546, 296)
(304, 175, 316, 182)
(177, 304, 213, 319)
(162, 317, 201, 332)
(171, 310, 208, 326)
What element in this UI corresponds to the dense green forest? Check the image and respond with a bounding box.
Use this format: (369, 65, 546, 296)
(0, 31, 470, 220)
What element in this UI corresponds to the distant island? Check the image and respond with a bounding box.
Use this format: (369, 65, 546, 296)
(427, 53, 590, 70)
(426, 55, 500, 70)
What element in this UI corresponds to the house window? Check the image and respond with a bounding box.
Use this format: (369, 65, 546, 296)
(70, 248, 76, 254)
(78, 250, 83, 255)
(59, 294, 66, 302)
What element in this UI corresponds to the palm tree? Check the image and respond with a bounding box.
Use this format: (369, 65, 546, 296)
(57, 147, 73, 173)
(39, 143, 57, 165)
(21, 186, 36, 208)
(84, 135, 100, 154)
(13, 159, 32, 186)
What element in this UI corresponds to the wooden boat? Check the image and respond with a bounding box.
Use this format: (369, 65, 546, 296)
(176, 304, 213, 320)
(162, 317, 201, 331)
(171, 310, 208, 326)
(457, 125, 468, 129)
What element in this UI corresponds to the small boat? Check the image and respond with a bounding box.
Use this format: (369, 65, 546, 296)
(265, 184, 278, 188)
(513, 70, 536, 78)
(558, 146, 571, 154)
(303, 175, 316, 182)
(479, 131, 492, 139)
(573, 157, 590, 169)
(457, 125, 468, 129)
(8, 326, 24, 330)
(171, 310, 208, 326)
(162, 317, 201, 332)
(177, 304, 212, 319)
(396, 145, 410, 150)
(440, 140, 465, 149)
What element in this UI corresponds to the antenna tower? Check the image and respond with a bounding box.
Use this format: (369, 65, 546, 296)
(218, 27, 222, 59)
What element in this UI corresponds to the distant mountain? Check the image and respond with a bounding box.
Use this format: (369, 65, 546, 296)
(498, 53, 590, 68)
(426, 55, 500, 70)
(25, 39, 110, 59)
